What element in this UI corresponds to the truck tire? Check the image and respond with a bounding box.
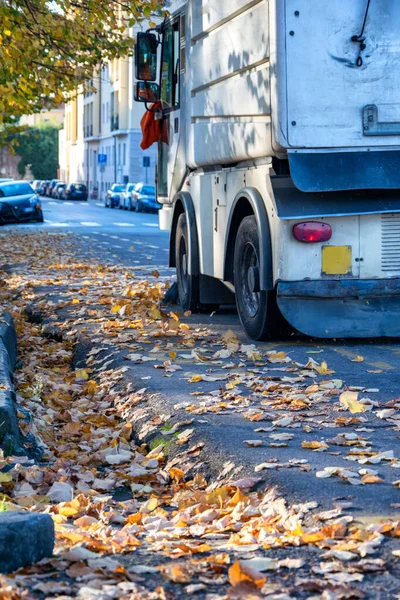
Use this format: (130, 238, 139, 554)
(234, 215, 281, 340)
(175, 213, 199, 311)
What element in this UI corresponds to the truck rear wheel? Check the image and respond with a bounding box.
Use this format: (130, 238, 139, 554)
(234, 215, 281, 340)
(175, 213, 199, 311)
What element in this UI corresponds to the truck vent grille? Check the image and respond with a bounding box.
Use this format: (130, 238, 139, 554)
(381, 214, 400, 271)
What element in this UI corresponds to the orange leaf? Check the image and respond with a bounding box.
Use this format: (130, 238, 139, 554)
(228, 561, 266, 589)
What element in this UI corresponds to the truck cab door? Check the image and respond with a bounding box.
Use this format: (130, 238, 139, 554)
(157, 16, 184, 203)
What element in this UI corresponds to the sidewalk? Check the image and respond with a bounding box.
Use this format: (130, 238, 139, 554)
(0, 229, 399, 599)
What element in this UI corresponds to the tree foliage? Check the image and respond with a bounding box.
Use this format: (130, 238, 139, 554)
(0, 0, 165, 132)
(16, 124, 61, 180)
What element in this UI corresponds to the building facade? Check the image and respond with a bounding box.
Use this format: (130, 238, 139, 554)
(59, 94, 85, 184)
(19, 106, 65, 128)
(59, 49, 156, 200)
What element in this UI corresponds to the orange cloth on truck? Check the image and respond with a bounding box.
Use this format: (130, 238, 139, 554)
(140, 102, 169, 150)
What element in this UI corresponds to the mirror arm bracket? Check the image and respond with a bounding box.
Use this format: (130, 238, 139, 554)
(145, 27, 162, 44)
(144, 102, 163, 119)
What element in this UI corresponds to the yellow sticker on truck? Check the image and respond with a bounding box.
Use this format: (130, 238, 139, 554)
(322, 246, 352, 275)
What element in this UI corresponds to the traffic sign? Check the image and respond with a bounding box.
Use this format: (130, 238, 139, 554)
(98, 154, 107, 165)
(143, 156, 150, 168)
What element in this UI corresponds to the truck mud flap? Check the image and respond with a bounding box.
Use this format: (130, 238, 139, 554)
(277, 280, 400, 339)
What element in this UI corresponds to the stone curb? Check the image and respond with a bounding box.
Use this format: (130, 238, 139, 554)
(0, 312, 17, 370)
(0, 315, 55, 572)
(0, 512, 55, 573)
(0, 313, 21, 455)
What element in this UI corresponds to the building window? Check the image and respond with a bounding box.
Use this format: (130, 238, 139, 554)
(123, 143, 126, 166)
(118, 143, 121, 166)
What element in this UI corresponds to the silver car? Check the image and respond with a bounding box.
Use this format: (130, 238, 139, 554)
(120, 183, 136, 210)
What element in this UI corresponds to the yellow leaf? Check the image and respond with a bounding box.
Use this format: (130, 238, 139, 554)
(111, 304, 122, 313)
(142, 497, 158, 513)
(352, 355, 364, 363)
(315, 361, 334, 375)
(0, 473, 13, 483)
(339, 391, 366, 414)
(75, 369, 89, 381)
(151, 307, 161, 320)
(169, 351, 177, 360)
(72, 299, 80, 305)
(84, 380, 98, 395)
(223, 329, 239, 344)
(189, 375, 203, 383)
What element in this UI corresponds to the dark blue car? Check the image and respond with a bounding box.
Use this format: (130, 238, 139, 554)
(130, 183, 159, 212)
(0, 181, 43, 225)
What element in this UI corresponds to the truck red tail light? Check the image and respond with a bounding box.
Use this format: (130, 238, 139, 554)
(293, 221, 332, 243)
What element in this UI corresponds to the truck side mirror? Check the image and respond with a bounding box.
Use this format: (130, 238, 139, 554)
(134, 82, 160, 104)
(135, 32, 159, 81)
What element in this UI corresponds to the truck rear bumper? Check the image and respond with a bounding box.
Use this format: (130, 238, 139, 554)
(277, 279, 400, 338)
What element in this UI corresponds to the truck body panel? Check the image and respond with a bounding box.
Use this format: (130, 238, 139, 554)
(135, 0, 400, 339)
(187, 0, 272, 168)
(285, 0, 400, 149)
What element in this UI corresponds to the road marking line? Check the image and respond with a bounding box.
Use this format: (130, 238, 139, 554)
(44, 219, 53, 223)
(332, 347, 396, 370)
(367, 361, 396, 370)
(113, 223, 135, 227)
(50, 223, 69, 227)
(65, 202, 73, 206)
(95, 202, 103, 206)
(120, 238, 130, 242)
(144, 223, 158, 227)
(113, 245, 123, 248)
(79, 202, 87, 205)
(48, 202, 57, 205)
(385, 347, 400, 355)
(100, 233, 108, 236)
(332, 348, 361, 359)
(80, 222, 101, 226)
(110, 236, 120, 239)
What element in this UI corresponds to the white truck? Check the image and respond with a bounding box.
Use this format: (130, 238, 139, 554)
(134, 0, 400, 340)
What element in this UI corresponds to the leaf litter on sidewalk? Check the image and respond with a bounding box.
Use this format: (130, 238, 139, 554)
(0, 232, 399, 598)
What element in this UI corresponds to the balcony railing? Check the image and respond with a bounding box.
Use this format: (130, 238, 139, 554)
(110, 115, 119, 132)
(84, 125, 94, 138)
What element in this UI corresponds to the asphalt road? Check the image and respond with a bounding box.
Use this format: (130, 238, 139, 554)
(5, 197, 400, 518)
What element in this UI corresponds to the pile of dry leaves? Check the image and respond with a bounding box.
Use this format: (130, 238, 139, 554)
(0, 231, 398, 600)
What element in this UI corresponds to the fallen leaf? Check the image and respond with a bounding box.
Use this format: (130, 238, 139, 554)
(244, 440, 265, 447)
(228, 561, 266, 588)
(351, 356, 364, 363)
(340, 391, 367, 414)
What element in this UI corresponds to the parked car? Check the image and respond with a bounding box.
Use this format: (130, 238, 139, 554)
(0, 181, 43, 224)
(31, 180, 44, 195)
(52, 183, 66, 199)
(105, 184, 125, 208)
(130, 183, 158, 212)
(61, 183, 88, 201)
(46, 179, 62, 197)
(121, 183, 136, 210)
(40, 180, 50, 196)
